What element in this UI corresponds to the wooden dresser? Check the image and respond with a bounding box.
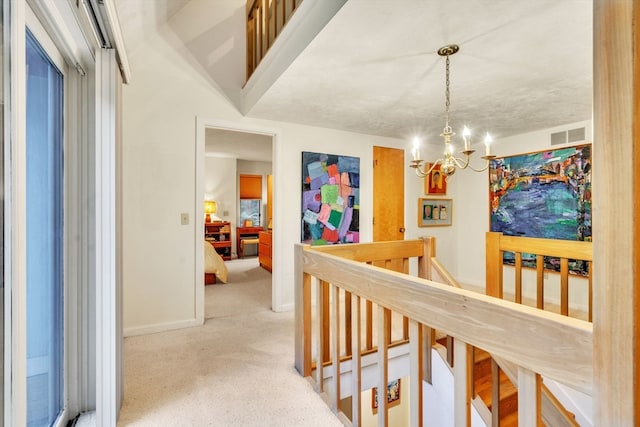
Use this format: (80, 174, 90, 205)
(258, 231, 272, 272)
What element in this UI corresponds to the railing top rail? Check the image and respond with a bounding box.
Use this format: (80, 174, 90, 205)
(309, 239, 424, 262)
(298, 243, 593, 394)
(488, 232, 593, 261)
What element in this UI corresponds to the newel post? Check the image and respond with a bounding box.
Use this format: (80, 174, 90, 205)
(294, 244, 312, 376)
(419, 236, 436, 280)
(593, 0, 640, 423)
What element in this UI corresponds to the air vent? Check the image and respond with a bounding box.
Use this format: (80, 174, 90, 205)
(567, 127, 586, 143)
(550, 127, 586, 145)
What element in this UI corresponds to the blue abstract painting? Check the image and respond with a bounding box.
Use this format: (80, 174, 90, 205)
(489, 144, 591, 274)
(301, 152, 360, 245)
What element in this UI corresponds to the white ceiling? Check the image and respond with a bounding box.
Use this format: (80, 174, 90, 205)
(205, 128, 272, 162)
(114, 0, 593, 153)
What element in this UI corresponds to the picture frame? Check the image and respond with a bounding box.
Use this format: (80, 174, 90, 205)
(301, 151, 360, 245)
(418, 198, 452, 227)
(424, 163, 447, 195)
(372, 379, 401, 413)
(489, 144, 591, 275)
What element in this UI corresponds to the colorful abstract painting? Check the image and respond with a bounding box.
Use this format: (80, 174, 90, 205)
(301, 152, 360, 245)
(489, 144, 592, 274)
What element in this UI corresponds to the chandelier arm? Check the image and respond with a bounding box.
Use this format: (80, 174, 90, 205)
(450, 155, 470, 169)
(413, 159, 443, 177)
(466, 156, 495, 172)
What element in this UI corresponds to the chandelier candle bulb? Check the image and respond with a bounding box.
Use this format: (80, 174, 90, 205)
(412, 137, 421, 160)
(484, 133, 493, 156)
(463, 126, 471, 151)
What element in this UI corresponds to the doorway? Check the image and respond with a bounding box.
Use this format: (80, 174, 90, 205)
(195, 119, 278, 321)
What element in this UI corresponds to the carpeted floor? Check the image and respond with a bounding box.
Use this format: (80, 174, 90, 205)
(117, 257, 342, 427)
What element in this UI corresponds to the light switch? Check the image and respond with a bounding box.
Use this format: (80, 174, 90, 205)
(181, 213, 189, 225)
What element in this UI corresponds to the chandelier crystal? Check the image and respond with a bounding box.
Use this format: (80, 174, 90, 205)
(410, 44, 496, 178)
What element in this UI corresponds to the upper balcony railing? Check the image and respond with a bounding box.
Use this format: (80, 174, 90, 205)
(246, 0, 303, 80)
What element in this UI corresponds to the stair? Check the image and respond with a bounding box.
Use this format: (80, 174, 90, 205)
(473, 348, 518, 426)
(435, 338, 579, 426)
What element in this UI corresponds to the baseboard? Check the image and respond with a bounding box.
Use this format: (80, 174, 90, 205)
(273, 302, 294, 312)
(124, 318, 203, 337)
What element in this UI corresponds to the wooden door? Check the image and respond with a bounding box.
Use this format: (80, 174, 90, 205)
(373, 146, 405, 242)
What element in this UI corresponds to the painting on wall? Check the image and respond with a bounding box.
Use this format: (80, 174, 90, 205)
(418, 198, 452, 227)
(301, 151, 360, 245)
(424, 163, 447, 195)
(489, 144, 592, 274)
(372, 379, 401, 413)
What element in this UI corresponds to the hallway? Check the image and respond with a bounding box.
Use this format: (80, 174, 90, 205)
(118, 259, 342, 426)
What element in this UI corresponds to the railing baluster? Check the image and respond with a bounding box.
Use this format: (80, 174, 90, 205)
(315, 276, 324, 392)
(331, 283, 340, 412)
(491, 358, 501, 427)
(377, 306, 390, 427)
(587, 261, 593, 322)
(560, 258, 569, 316)
(366, 299, 373, 350)
(536, 254, 544, 310)
(518, 366, 541, 427)
(303, 272, 312, 376)
(453, 339, 471, 427)
(485, 232, 503, 298)
(321, 280, 330, 363)
(351, 294, 362, 426)
(515, 252, 523, 303)
(344, 291, 352, 357)
(409, 320, 425, 427)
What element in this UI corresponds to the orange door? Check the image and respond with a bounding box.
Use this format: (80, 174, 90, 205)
(373, 146, 405, 242)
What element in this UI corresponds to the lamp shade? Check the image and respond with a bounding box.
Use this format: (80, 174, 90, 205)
(204, 200, 217, 214)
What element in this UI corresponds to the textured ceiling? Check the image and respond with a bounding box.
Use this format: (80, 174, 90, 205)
(247, 0, 593, 145)
(114, 0, 592, 153)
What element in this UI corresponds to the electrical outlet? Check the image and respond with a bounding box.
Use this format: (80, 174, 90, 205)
(181, 213, 189, 225)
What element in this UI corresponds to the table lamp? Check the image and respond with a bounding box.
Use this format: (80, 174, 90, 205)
(204, 200, 217, 223)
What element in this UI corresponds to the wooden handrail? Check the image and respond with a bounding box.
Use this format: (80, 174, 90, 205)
(295, 238, 593, 426)
(300, 245, 592, 392)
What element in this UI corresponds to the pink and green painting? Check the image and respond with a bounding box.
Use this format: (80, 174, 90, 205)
(301, 151, 359, 245)
(489, 144, 591, 274)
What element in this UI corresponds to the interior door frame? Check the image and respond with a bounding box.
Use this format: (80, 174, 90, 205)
(195, 117, 280, 322)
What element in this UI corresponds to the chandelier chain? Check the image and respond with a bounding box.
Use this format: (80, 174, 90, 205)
(444, 54, 451, 133)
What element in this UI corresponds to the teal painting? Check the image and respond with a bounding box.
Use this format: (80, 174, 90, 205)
(489, 144, 591, 274)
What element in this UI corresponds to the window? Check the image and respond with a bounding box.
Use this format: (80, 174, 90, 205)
(25, 28, 64, 427)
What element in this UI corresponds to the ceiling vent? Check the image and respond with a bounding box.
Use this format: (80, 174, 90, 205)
(550, 127, 586, 146)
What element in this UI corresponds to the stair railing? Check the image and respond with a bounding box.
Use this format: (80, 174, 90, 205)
(246, 0, 303, 80)
(295, 238, 592, 426)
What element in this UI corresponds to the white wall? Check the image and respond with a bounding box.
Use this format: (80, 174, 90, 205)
(121, 24, 408, 333)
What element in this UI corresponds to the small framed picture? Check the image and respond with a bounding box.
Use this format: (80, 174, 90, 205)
(424, 163, 447, 195)
(372, 379, 401, 413)
(419, 198, 452, 227)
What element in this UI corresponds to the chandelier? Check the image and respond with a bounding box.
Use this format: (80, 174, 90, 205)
(410, 44, 495, 178)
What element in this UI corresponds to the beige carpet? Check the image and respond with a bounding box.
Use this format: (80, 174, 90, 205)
(118, 258, 342, 427)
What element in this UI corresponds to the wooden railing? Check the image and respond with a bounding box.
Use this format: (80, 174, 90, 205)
(486, 232, 593, 321)
(246, 0, 303, 80)
(294, 238, 592, 426)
